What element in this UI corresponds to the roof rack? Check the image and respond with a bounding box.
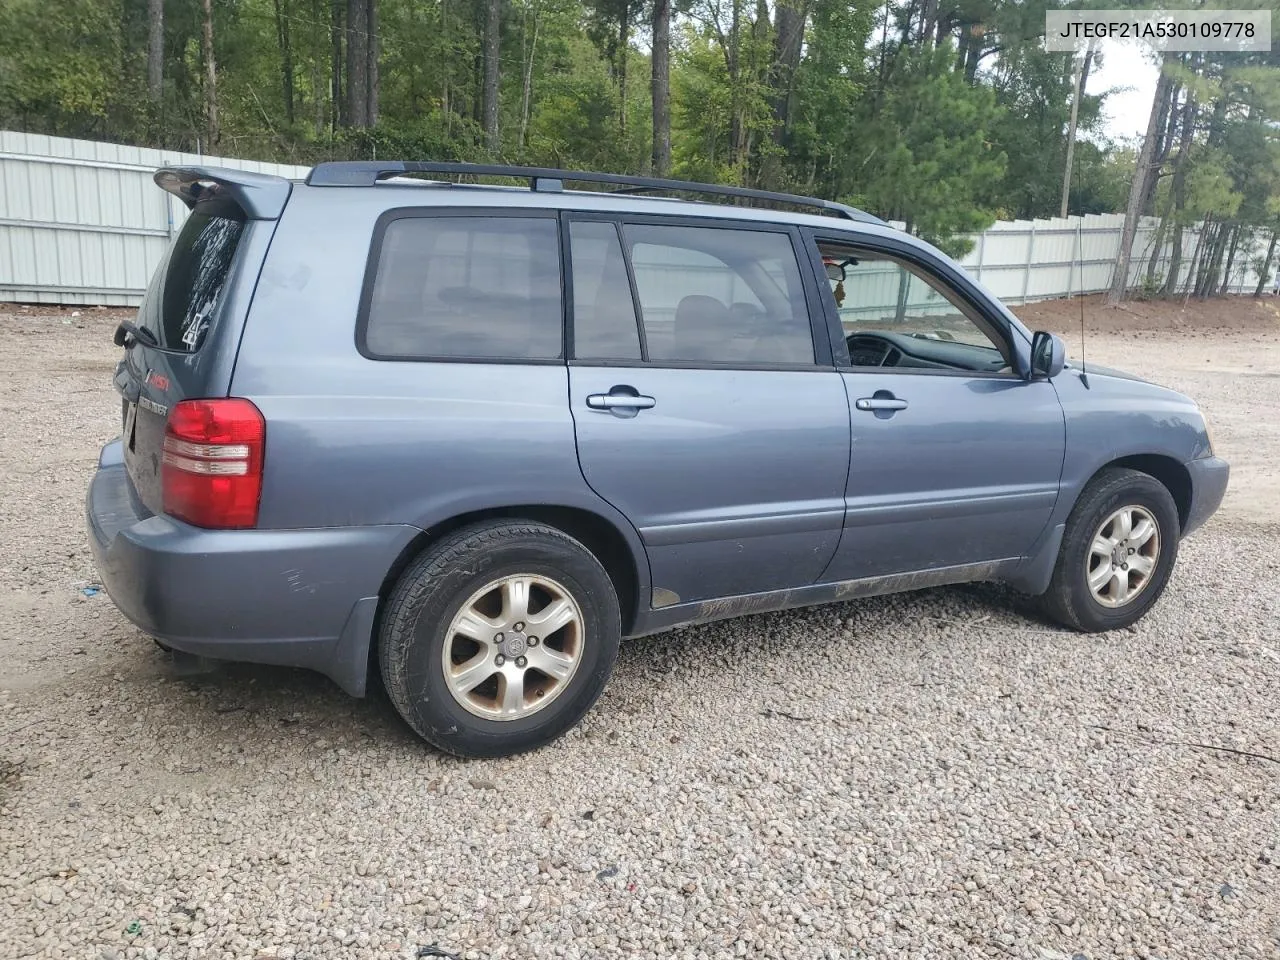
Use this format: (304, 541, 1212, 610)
(304, 161, 885, 225)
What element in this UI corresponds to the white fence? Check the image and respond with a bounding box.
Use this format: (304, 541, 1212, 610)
(0, 131, 1273, 306)
(959, 212, 1272, 304)
(0, 131, 309, 305)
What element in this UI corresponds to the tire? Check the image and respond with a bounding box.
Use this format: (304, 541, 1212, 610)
(378, 520, 621, 757)
(1038, 467, 1180, 632)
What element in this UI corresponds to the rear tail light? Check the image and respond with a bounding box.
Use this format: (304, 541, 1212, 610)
(162, 398, 265, 529)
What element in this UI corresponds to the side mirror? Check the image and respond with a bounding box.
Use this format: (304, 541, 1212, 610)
(1029, 331, 1066, 379)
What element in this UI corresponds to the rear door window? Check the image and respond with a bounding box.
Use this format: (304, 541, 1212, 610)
(135, 200, 246, 352)
(363, 215, 563, 360)
(623, 224, 815, 366)
(568, 220, 642, 360)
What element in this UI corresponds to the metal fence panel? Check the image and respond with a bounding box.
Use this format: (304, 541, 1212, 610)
(0, 130, 309, 305)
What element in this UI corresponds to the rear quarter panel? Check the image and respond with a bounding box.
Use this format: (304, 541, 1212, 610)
(229, 186, 651, 593)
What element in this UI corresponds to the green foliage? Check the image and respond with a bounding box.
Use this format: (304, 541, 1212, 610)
(0, 0, 144, 139)
(525, 36, 647, 169)
(1070, 141, 1132, 215)
(785, 0, 874, 190)
(670, 28, 757, 183)
(983, 45, 1094, 219)
(1133, 271, 1165, 300)
(340, 115, 487, 162)
(847, 44, 1006, 255)
(4, 0, 1280, 257)
(1184, 148, 1244, 221)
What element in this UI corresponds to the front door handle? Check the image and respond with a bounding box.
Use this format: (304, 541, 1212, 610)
(586, 393, 656, 411)
(855, 397, 908, 412)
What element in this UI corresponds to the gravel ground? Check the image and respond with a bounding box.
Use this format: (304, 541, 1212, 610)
(1, 303, 1277, 960)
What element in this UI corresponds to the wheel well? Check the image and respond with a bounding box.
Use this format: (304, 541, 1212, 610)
(376, 506, 642, 635)
(1104, 454, 1192, 530)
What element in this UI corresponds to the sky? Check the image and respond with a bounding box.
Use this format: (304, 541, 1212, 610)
(1085, 39, 1163, 142)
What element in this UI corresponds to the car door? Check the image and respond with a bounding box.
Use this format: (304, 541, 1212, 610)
(566, 215, 851, 606)
(804, 230, 1066, 582)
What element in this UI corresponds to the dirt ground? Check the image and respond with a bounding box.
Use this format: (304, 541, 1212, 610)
(0, 297, 1277, 960)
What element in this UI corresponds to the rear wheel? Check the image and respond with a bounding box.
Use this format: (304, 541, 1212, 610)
(1038, 468, 1180, 632)
(378, 520, 621, 757)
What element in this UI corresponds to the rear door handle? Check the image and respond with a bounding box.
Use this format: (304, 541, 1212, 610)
(855, 397, 908, 411)
(587, 393, 656, 410)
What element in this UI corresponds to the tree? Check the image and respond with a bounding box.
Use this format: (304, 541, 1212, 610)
(483, 0, 501, 151)
(652, 0, 672, 175)
(274, 0, 296, 124)
(339, 0, 378, 129)
(1060, 42, 1094, 218)
(332, 0, 345, 128)
(202, 0, 219, 146)
(1109, 56, 1175, 305)
(768, 0, 807, 141)
(21, 0, 1280, 279)
(517, 0, 542, 149)
(346, 0, 369, 127)
(849, 43, 1007, 254)
(147, 0, 164, 103)
(1251, 197, 1280, 296)
(367, 0, 380, 124)
(1156, 88, 1197, 295)
(583, 0, 639, 132)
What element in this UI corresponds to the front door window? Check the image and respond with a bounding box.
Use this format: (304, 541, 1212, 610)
(818, 243, 1013, 375)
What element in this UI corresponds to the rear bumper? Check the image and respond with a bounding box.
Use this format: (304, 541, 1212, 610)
(1184, 455, 1230, 536)
(85, 441, 420, 695)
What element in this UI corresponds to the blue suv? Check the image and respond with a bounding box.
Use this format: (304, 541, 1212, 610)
(86, 162, 1229, 756)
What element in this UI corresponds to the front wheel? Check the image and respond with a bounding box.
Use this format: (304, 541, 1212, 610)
(378, 520, 621, 757)
(1038, 468, 1180, 632)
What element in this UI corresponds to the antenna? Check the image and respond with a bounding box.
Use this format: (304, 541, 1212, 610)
(1073, 187, 1089, 388)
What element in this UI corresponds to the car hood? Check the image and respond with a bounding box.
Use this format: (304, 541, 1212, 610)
(1053, 359, 1213, 465)
(1065, 360, 1148, 384)
(1059, 359, 1203, 420)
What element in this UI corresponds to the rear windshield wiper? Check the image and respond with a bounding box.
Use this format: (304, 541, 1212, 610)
(113, 319, 159, 348)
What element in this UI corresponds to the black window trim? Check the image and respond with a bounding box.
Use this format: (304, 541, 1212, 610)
(563, 210, 836, 373)
(801, 227, 1029, 379)
(617, 221, 652, 361)
(356, 206, 567, 366)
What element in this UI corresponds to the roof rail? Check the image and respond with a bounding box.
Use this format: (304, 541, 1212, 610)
(305, 161, 885, 225)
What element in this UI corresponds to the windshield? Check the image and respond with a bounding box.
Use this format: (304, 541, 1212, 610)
(135, 200, 246, 353)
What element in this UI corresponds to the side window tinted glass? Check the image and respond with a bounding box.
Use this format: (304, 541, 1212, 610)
(569, 221, 642, 360)
(365, 216, 562, 360)
(625, 224, 814, 365)
(819, 245, 1009, 372)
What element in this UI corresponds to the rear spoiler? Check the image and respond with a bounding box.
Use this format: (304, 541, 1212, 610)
(154, 166, 292, 220)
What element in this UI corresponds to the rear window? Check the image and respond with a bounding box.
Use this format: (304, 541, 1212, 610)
(363, 216, 563, 361)
(136, 200, 246, 353)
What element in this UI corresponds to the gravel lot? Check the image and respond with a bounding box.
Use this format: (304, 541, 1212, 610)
(1, 300, 1277, 960)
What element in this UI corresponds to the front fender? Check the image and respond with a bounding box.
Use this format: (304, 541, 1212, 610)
(1051, 367, 1213, 526)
